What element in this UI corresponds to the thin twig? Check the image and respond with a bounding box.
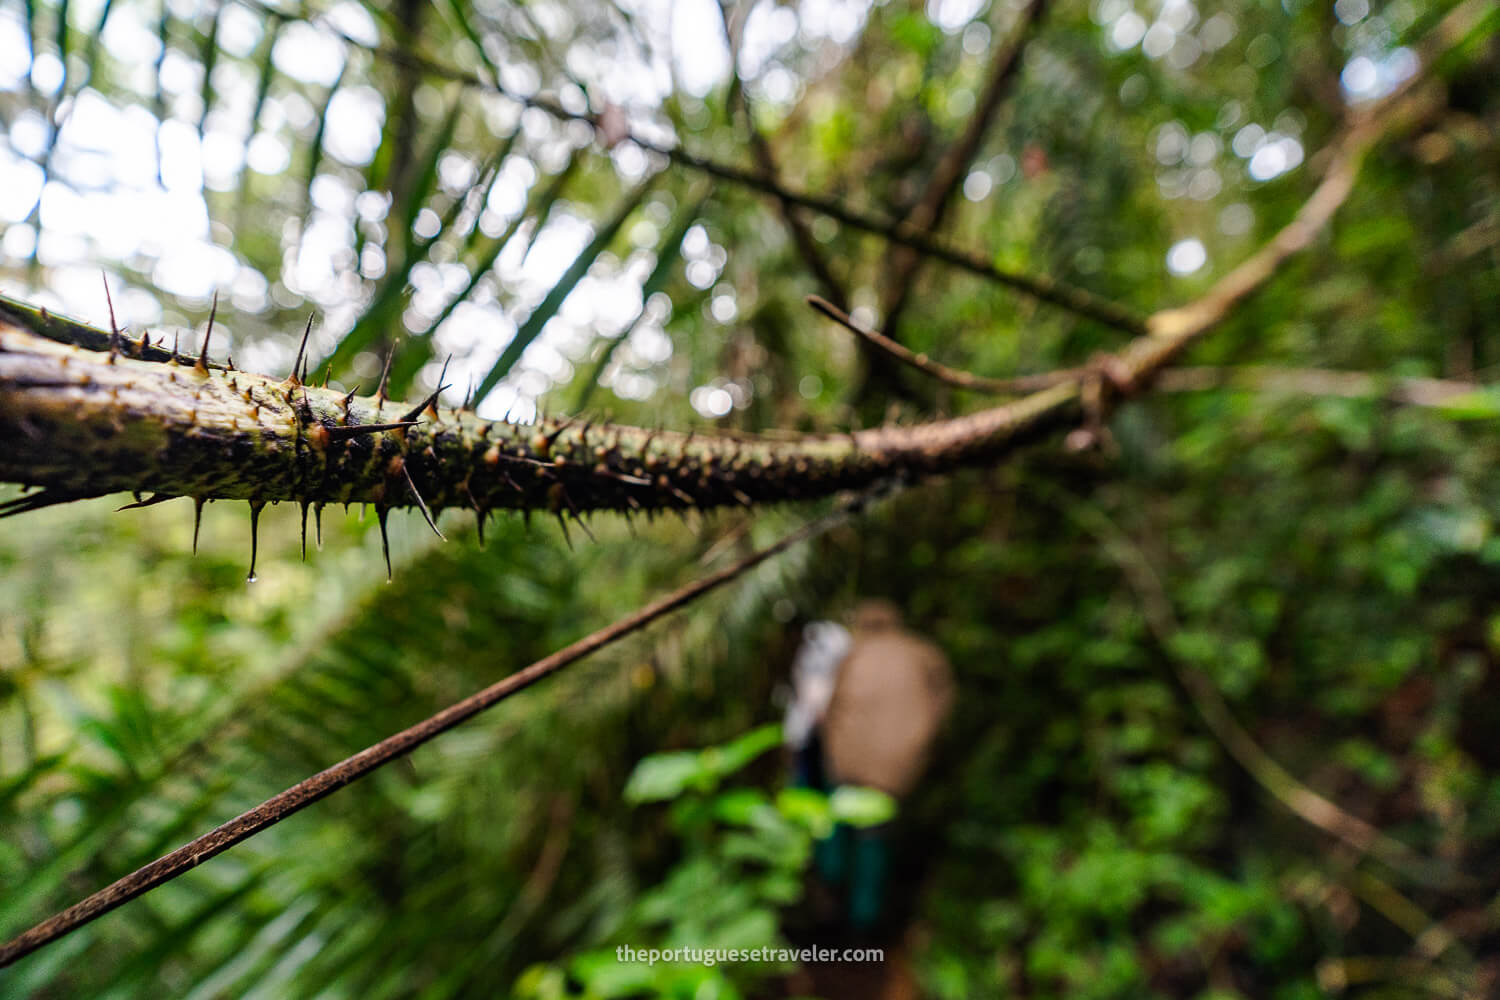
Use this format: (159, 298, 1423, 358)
(809, 294, 1045, 392)
(809, 296, 1489, 407)
(0, 501, 854, 969)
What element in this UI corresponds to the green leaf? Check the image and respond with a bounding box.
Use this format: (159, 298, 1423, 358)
(398, 88, 466, 255)
(322, 97, 476, 386)
(829, 786, 897, 828)
(703, 723, 782, 780)
(624, 751, 708, 803)
(196, 2, 222, 135)
(888, 11, 940, 56)
(53, 0, 71, 99)
(712, 787, 771, 825)
(474, 172, 659, 401)
(518, 151, 584, 266)
(79, 0, 117, 92)
(512, 964, 571, 1000)
(303, 60, 350, 222)
(234, 18, 283, 227)
(571, 949, 659, 997)
(774, 787, 834, 839)
(383, 133, 523, 391)
(440, 0, 502, 82)
(0, 753, 65, 811)
(574, 188, 709, 410)
(703, 906, 780, 951)
(1436, 387, 1500, 421)
(152, 2, 170, 123)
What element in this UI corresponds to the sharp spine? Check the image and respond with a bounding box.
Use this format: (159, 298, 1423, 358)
(116, 493, 175, 511)
(377, 505, 392, 580)
(102, 273, 122, 360)
(247, 499, 264, 582)
(402, 465, 445, 540)
(324, 420, 419, 442)
(290, 313, 315, 383)
(195, 292, 218, 374)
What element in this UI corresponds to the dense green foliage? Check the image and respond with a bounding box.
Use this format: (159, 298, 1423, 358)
(1, 0, 1498, 996)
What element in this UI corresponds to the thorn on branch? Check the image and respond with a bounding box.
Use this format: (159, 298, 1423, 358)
(399, 391, 444, 427)
(289, 313, 315, 384)
(102, 273, 122, 362)
(115, 493, 176, 511)
(375, 344, 396, 406)
(553, 511, 573, 549)
(399, 356, 452, 425)
(195, 292, 218, 376)
(323, 420, 420, 442)
(0, 489, 100, 520)
(402, 464, 445, 541)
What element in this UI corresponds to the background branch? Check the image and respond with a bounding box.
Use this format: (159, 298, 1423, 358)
(810, 295, 1492, 409)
